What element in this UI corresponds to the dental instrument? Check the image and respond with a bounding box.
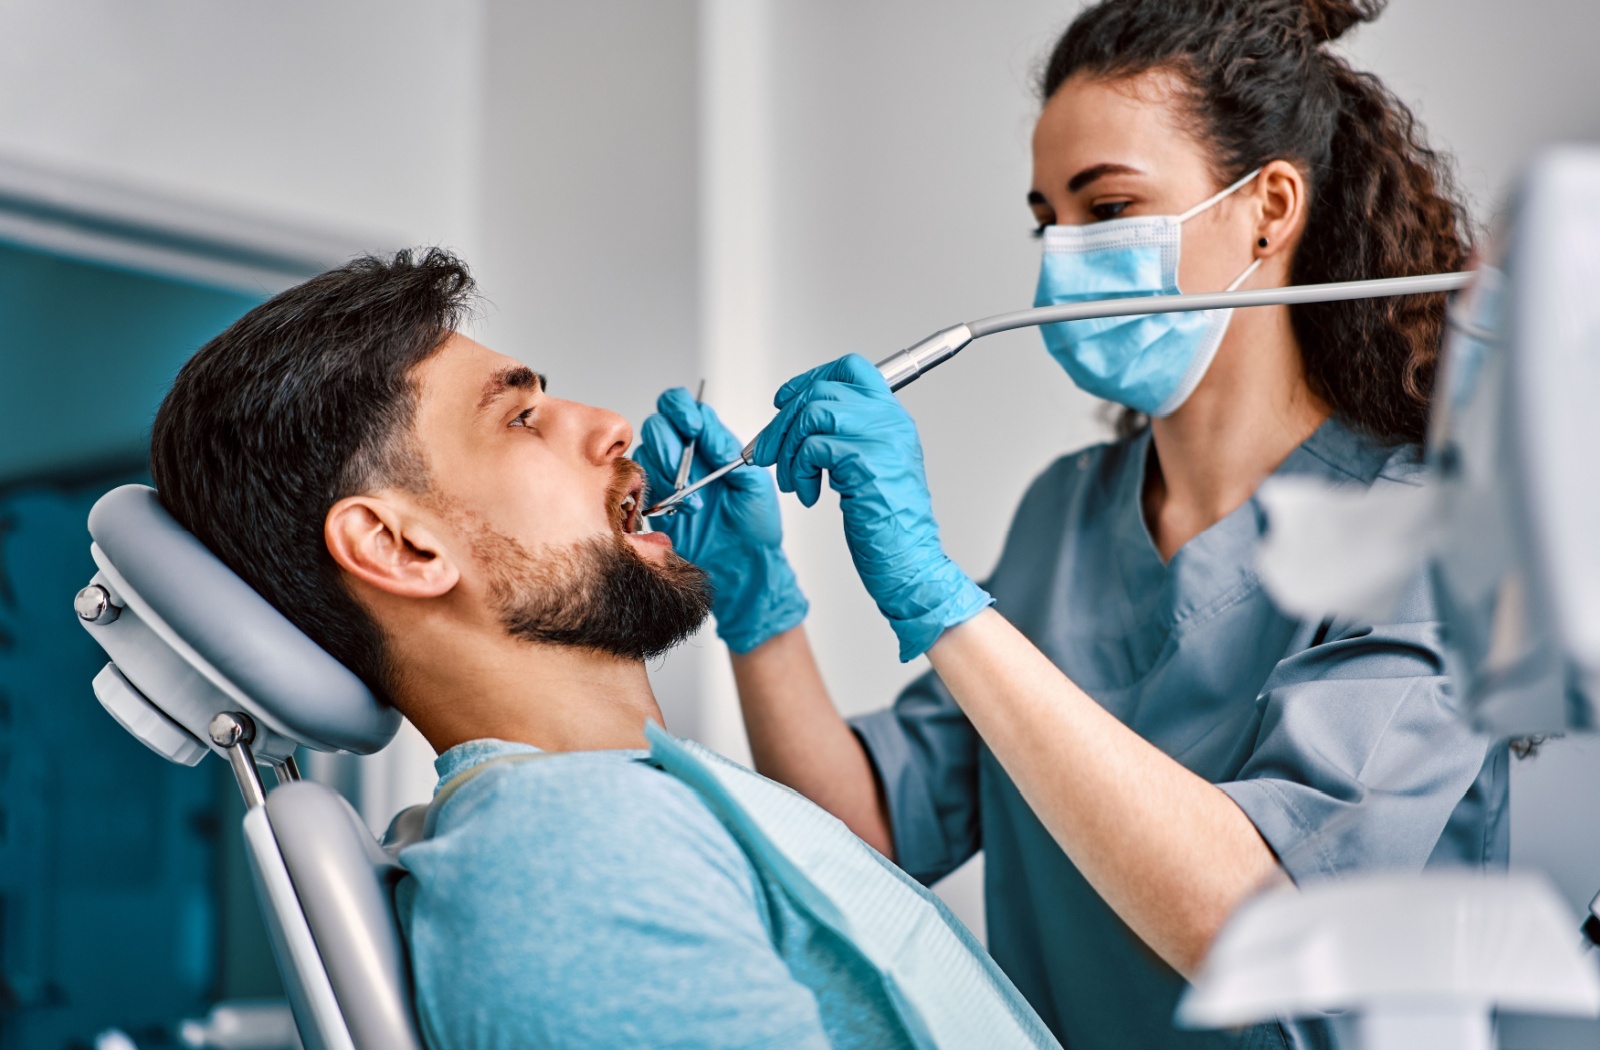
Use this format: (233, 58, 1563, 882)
(642, 271, 1473, 518)
(672, 380, 706, 493)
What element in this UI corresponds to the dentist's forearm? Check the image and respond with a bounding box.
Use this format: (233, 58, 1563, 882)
(731, 625, 896, 858)
(927, 608, 1282, 978)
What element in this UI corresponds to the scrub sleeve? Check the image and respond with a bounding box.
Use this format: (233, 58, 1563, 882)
(1215, 575, 1508, 883)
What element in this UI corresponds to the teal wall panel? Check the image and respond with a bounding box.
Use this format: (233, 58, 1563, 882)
(0, 243, 261, 483)
(0, 476, 221, 1048)
(0, 244, 272, 1046)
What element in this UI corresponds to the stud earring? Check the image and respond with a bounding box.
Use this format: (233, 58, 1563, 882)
(1257, 237, 1269, 249)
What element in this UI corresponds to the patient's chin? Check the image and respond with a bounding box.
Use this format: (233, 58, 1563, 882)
(479, 528, 711, 661)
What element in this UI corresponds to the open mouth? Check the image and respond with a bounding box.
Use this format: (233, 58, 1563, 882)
(614, 476, 647, 535)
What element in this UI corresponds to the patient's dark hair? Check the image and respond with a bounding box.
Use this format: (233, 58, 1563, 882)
(1041, 0, 1471, 445)
(151, 248, 476, 699)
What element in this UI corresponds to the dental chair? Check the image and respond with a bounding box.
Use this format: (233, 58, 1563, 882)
(73, 483, 426, 1050)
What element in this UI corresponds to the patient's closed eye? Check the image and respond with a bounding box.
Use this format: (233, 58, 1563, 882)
(510, 407, 535, 428)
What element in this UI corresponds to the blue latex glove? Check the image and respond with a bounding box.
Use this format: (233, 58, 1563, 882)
(750, 354, 991, 662)
(632, 387, 808, 654)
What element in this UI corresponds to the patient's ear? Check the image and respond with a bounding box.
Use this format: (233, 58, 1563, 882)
(325, 495, 460, 599)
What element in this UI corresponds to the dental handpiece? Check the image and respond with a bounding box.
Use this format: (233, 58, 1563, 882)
(641, 270, 1473, 518)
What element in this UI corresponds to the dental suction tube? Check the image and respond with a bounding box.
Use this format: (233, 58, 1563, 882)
(642, 271, 1474, 516)
(967, 271, 1472, 341)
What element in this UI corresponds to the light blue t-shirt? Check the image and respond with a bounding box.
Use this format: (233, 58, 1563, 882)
(395, 739, 916, 1050)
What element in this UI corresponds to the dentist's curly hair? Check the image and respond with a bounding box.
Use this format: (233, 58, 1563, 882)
(1040, 0, 1470, 445)
(151, 248, 477, 700)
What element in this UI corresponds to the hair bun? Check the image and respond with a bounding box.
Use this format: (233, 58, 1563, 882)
(1303, 0, 1384, 42)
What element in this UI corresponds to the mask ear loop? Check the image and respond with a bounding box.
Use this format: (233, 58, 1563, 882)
(1176, 167, 1264, 224)
(1178, 167, 1267, 292)
(1226, 256, 1264, 291)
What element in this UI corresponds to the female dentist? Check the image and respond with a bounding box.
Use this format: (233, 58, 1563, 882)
(636, 1, 1502, 1046)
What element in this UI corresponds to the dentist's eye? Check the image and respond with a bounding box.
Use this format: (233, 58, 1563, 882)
(1090, 201, 1131, 221)
(1027, 191, 1054, 237)
(509, 407, 534, 428)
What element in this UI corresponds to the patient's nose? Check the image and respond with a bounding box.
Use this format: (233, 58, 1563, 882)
(582, 405, 634, 465)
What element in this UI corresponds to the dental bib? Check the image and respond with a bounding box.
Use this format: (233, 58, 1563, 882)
(423, 724, 1060, 1049)
(647, 726, 1056, 1049)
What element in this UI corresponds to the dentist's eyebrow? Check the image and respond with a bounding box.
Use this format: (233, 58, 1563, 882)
(1067, 162, 1142, 194)
(476, 365, 546, 415)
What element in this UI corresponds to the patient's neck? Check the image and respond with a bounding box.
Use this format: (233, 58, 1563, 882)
(395, 628, 663, 756)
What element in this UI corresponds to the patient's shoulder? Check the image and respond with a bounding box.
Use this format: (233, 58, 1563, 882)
(434, 749, 735, 838)
(405, 750, 760, 905)
(400, 750, 834, 1047)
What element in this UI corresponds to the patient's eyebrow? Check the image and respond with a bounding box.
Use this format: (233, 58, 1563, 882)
(476, 365, 547, 414)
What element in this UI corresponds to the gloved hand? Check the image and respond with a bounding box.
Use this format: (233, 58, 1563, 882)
(633, 387, 808, 653)
(750, 354, 991, 662)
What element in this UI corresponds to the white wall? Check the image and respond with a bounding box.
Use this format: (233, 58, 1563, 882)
(1343, 0, 1600, 223)
(0, 0, 485, 248)
(475, 0, 700, 429)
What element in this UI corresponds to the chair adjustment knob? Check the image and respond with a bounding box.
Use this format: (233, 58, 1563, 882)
(209, 711, 257, 749)
(74, 584, 120, 625)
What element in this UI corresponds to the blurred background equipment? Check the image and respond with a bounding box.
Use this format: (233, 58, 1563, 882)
(178, 1001, 302, 1050)
(1195, 145, 1600, 1050)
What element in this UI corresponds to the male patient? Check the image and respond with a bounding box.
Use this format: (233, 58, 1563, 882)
(148, 251, 1052, 1049)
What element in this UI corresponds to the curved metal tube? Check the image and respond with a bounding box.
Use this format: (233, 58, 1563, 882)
(642, 271, 1474, 517)
(966, 271, 1472, 340)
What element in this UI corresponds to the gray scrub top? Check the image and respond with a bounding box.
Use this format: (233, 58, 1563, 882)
(851, 417, 1509, 1050)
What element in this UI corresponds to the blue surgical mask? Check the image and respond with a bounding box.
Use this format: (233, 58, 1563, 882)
(1034, 168, 1263, 416)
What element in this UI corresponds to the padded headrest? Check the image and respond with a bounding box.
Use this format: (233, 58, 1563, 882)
(87, 484, 400, 755)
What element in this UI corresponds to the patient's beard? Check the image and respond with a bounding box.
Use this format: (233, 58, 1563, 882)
(474, 525, 711, 661)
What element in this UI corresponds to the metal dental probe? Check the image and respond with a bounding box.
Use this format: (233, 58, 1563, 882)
(641, 271, 1474, 518)
(672, 379, 706, 493)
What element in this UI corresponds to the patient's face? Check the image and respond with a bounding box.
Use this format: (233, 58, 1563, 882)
(404, 334, 709, 658)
